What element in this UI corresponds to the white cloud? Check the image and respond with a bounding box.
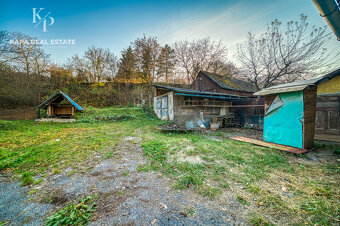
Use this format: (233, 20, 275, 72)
(157, 2, 274, 59)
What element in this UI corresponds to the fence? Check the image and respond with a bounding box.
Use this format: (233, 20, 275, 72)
(0, 108, 36, 120)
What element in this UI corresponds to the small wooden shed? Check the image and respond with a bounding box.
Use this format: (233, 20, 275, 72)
(37, 91, 83, 118)
(254, 69, 340, 149)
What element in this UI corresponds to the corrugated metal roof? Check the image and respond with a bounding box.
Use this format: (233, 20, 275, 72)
(254, 68, 340, 96)
(37, 91, 84, 111)
(153, 84, 246, 98)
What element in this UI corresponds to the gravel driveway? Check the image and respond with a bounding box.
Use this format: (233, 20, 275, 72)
(0, 137, 246, 225)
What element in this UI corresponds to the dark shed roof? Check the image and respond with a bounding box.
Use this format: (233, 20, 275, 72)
(254, 68, 340, 96)
(153, 84, 246, 100)
(37, 91, 84, 111)
(199, 71, 258, 93)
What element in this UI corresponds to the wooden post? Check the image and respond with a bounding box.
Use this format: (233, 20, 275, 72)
(303, 87, 317, 149)
(36, 109, 40, 119)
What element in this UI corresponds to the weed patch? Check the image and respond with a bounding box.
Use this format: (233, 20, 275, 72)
(46, 196, 96, 226)
(173, 174, 204, 189)
(20, 172, 34, 186)
(236, 195, 250, 205)
(197, 185, 222, 199)
(248, 213, 273, 225)
(142, 140, 167, 168)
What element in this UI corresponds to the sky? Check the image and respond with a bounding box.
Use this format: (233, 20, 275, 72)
(0, 0, 339, 65)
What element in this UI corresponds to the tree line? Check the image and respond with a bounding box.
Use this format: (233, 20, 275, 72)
(0, 14, 338, 108)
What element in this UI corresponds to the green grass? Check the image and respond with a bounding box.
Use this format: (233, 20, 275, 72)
(236, 195, 250, 205)
(20, 172, 35, 186)
(248, 213, 273, 225)
(1, 106, 339, 225)
(173, 174, 204, 189)
(122, 171, 130, 177)
(46, 196, 96, 226)
(183, 206, 196, 217)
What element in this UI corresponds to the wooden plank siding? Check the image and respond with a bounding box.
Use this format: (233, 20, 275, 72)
(303, 87, 317, 149)
(191, 72, 254, 96)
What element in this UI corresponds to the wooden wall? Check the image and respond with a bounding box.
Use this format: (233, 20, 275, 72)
(47, 105, 75, 117)
(303, 87, 317, 149)
(0, 108, 36, 120)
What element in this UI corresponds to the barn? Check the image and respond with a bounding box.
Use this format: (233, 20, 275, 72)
(37, 91, 83, 119)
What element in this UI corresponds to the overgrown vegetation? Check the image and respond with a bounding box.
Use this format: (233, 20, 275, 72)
(46, 196, 96, 226)
(0, 107, 339, 225)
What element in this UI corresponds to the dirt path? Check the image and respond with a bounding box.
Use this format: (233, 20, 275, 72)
(1, 137, 246, 225)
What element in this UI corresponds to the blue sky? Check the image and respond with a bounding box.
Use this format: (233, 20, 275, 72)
(0, 0, 339, 64)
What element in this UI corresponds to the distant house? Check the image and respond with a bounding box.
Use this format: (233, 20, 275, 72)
(37, 91, 83, 119)
(254, 68, 340, 148)
(191, 71, 257, 96)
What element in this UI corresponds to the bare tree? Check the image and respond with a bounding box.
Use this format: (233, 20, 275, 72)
(0, 30, 14, 64)
(2, 32, 50, 75)
(174, 38, 228, 83)
(67, 46, 118, 83)
(65, 54, 88, 82)
(105, 51, 118, 81)
(10, 32, 49, 75)
(32, 48, 50, 76)
(211, 60, 239, 76)
(235, 14, 338, 90)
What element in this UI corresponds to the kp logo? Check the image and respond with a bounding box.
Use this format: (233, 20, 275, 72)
(32, 8, 54, 32)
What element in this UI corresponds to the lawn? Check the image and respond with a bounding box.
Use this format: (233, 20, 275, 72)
(0, 107, 339, 225)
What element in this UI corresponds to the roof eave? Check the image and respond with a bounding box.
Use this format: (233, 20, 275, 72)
(253, 85, 311, 96)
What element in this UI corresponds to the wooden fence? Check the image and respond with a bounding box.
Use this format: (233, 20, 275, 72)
(0, 108, 36, 120)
